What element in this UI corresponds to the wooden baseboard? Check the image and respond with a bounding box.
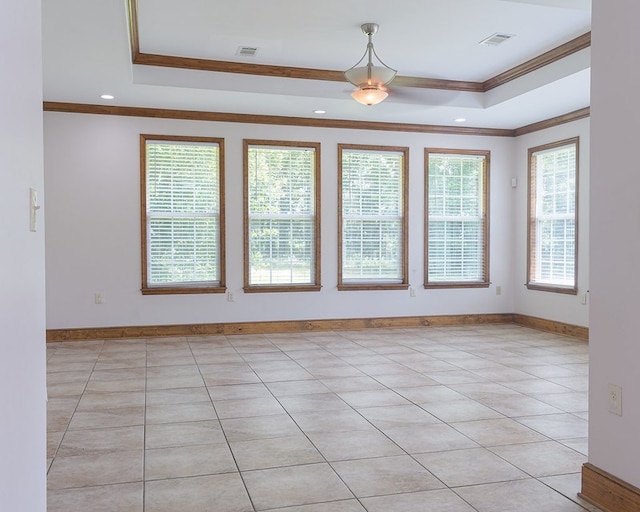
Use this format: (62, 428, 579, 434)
(581, 463, 640, 512)
(513, 313, 588, 340)
(46, 313, 515, 342)
(46, 313, 588, 343)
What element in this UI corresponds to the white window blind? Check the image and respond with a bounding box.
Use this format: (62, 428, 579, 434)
(530, 141, 577, 287)
(247, 144, 317, 286)
(145, 140, 221, 287)
(341, 149, 404, 283)
(427, 152, 487, 284)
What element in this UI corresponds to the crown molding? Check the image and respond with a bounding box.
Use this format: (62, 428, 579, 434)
(42, 102, 515, 137)
(514, 107, 590, 136)
(126, 0, 589, 94)
(43, 102, 590, 137)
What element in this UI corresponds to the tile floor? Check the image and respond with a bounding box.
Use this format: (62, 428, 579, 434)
(46, 324, 602, 511)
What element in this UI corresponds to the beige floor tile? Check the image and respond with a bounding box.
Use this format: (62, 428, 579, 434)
(68, 406, 145, 430)
(145, 420, 226, 449)
(421, 398, 504, 422)
(332, 455, 445, 498)
(145, 386, 210, 405)
(47, 397, 79, 432)
(561, 436, 588, 455)
(454, 478, 586, 511)
(265, 500, 366, 512)
(75, 390, 144, 411)
(372, 372, 439, 388)
(361, 488, 477, 512)
(394, 385, 468, 404)
(337, 389, 411, 408)
(356, 404, 440, 429)
(48, 482, 143, 512)
(531, 391, 589, 412)
(145, 443, 237, 480)
(480, 394, 563, 417)
(144, 473, 253, 512)
(500, 378, 573, 395)
(450, 418, 547, 447)
(266, 379, 330, 396)
(58, 425, 143, 456)
(489, 440, 587, 477)
(278, 392, 352, 413)
(47, 450, 143, 489)
(243, 463, 353, 510)
(203, 370, 263, 386)
(539, 473, 603, 512)
(415, 447, 528, 487)
(516, 413, 588, 439)
(214, 396, 286, 419)
(306, 366, 366, 379)
(221, 414, 303, 441)
(85, 377, 145, 393)
(289, 409, 373, 434)
(308, 429, 403, 461)
(230, 435, 324, 470)
(208, 382, 272, 400)
(384, 423, 478, 453)
(47, 430, 65, 458)
(145, 401, 216, 424)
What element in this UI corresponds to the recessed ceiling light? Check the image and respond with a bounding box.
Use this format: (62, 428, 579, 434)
(455, 117, 467, 123)
(313, 110, 326, 114)
(100, 94, 115, 100)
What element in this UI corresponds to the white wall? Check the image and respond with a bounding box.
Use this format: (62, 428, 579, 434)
(513, 118, 590, 328)
(44, 112, 516, 329)
(588, 0, 640, 488)
(0, 2, 47, 511)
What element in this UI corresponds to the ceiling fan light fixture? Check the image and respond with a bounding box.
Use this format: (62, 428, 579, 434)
(344, 23, 397, 106)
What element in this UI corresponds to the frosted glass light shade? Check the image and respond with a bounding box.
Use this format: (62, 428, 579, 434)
(351, 86, 388, 106)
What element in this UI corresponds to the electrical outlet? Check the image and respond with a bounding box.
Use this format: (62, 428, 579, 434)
(94, 293, 104, 304)
(496, 286, 502, 296)
(608, 384, 622, 416)
(409, 287, 416, 297)
(227, 292, 234, 302)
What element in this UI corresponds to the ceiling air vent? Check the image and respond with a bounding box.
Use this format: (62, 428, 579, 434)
(479, 33, 514, 47)
(236, 46, 259, 57)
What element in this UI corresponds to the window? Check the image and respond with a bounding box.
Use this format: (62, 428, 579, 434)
(141, 135, 225, 294)
(338, 145, 408, 289)
(244, 140, 321, 292)
(425, 149, 489, 287)
(527, 138, 578, 293)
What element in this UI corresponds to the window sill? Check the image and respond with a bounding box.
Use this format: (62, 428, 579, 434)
(526, 283, 578, 295)
(141, 286, 226, 295)
(243, 284, 322, 293)
(425, 281, 490, 289)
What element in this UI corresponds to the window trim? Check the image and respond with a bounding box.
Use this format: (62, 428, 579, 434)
(140, 134, 226, 295)
(424, 148, 490, 289)
(243, 139, 322, 293)
(338, 144, 409, 291)
(526, 137, 579, 295)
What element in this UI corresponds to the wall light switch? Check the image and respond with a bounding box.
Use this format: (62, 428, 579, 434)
(30, 188, 40, 232)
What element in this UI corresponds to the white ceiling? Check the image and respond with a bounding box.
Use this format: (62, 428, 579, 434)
(42, 0, 592, 130)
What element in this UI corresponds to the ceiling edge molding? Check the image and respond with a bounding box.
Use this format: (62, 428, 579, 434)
(43, 101, 591, 136)
(125, 0, 588, 94)
(513, 106, 590, 136)
(482, 32, 591, 91)
(42, 102, 515, 137)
